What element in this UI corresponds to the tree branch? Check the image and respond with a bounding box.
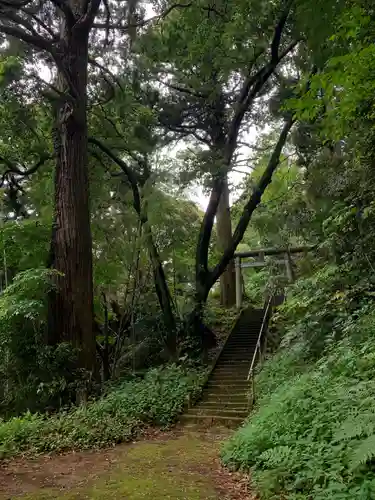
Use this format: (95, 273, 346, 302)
(77, 0, 101, 30)
(88, 57, 124, 91)
(88, 137, 142, 214)
(0, 7, 40, 37)
(0, 154, 51, 186)
(22, 9, 58, 38)
(226, 0, 297, 163)
(0, 22, 54, 52)
(49, 0, 76, 27)
(155, 77, 208, 99)
(93, 2, 192, 30)
(271, 0, 294, 63)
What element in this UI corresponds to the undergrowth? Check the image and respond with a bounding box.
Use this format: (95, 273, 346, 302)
(222, 264, 375, 499)
(0, 364, 205, 459)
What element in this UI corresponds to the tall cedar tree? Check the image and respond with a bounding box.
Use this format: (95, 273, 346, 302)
(0, 0, 180, 372)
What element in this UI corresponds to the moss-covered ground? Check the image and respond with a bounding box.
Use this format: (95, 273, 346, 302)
(0, 427, 251, 500)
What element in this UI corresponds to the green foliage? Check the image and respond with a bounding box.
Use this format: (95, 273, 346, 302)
(204, 300, 238, 339)
(0, 364, 206, 459)
(0, 267, 55, 320)
(0, 268, 83, 416)
(222, 266, 375, 499)
(0, 220, 50, 275)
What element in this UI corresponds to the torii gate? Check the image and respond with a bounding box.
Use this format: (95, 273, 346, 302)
(234, 245, 314, 309)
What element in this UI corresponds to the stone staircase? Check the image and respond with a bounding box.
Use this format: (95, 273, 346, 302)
(181, 308, 264, 426)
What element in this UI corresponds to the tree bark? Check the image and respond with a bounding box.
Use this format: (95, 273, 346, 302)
(143, 222, 177, 358)
(48, 27, 96, 376)
(216, 177, 236, 306)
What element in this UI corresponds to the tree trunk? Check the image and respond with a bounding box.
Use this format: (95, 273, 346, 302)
(216, 177, 236, 306)
(47, 30, 96, 376)
(192, 119, 294, 334)
(87, 138, 177, 360)
(143, 222, 177, 359)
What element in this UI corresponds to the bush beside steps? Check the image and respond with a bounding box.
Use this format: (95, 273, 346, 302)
(0, 364, 206, 459)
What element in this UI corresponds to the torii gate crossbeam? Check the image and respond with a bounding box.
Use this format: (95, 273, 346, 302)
(234, 245, 315, 309)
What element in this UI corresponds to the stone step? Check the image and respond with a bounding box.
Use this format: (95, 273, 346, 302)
(224, 344, 257, 348)
(216, 358, 251, 367)
(227, 338, 258, 342)
(222, 349, 255, 354)
(219, 357, 254, 362)
(182, 310, 263, 426)
(210, 374, 249, 380)
(209, 374, 248, 380)
(207, 378, 249, 385)
(203, 390, 249, 398)
(219, 356, 254, 361)
(232, 331, 259, 334)
(207, 385, 250, 393)
(214, 362, 250, 368)
(196, 399, 249, 407)
(223, 348, 254, 352)
(194, 405, 249, 414)
(213, 364, 250, 370)
(212, 367, 249, 374)
(180, 414, 244, 427)
(237, 320, 262, 325)
(222, 350, 256, 354)
(196, 400, 248, 411)
(180, 308, 264, 427)
(221, 347, 256, 351)
(207, 383, 248, 390)
(201, 390, 248, 399)
(201, 392, 248, 403)
(223, 349, 256, 352)
(228, 333, 259, 336)
(187, 408, 249, 419)
(225, 339, 258, 344)
(220, 351, 255, 357)
(208, 381, 248, 387)
(235, 327, 261, 330)
(225, 341, 258, 345)
(227, 334, 259, 338)
(210, 374, 248, 380)
(211, 372, 249, 377)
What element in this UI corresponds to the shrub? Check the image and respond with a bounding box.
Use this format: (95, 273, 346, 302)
(0, 364, 206, 459)
(0, 268, 86, 416)
(221, 309, 375, 500)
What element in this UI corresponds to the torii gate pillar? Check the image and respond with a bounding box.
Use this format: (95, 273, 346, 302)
(235, 256, 242, 309)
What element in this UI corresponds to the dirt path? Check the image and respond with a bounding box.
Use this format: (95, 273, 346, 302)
(0, 426, 254, 499)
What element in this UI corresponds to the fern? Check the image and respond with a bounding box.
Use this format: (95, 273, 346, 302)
(350, 434, 375, 470)
(222, 306, 375, 499)
(334, 412, 375, 442)
(257, 445, 294, 467)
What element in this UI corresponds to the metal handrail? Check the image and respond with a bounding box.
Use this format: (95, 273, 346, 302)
(247, 294, 274, 404)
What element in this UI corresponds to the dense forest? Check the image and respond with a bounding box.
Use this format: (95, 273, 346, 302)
(0, 0, 375, 498)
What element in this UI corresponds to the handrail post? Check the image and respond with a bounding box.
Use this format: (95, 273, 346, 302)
(247, 293, 274, 408)
(251, 370, 255, 405)
(235, 256, 242, 309)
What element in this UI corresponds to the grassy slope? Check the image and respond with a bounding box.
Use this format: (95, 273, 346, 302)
(221, 309, 375, 499)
